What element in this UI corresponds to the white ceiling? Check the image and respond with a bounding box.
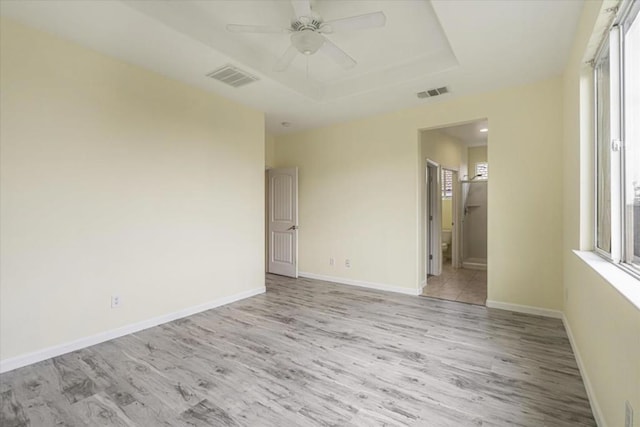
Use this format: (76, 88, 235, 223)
(0, 0, 584, 135)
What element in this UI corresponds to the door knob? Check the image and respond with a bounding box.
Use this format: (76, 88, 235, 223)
(288, 225, 299, 230)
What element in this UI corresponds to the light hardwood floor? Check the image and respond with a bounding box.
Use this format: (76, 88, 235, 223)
(1, 274, 595, 426)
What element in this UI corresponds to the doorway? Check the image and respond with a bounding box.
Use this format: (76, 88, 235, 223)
(419, 120, 488, 305)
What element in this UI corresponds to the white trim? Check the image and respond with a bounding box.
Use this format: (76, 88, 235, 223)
(425, 159, 443, 277)
(461, 261, 487, 271)
(420, 279, 427, 291)
(608, 25, 623, 263)
(299, 272, 421, 296)
(562, 314, 606, 427)
(0, 286, 266, 374)
(485, 300, 563, 319)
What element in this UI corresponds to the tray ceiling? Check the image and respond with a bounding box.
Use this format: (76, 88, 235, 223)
(0, 0, 583, 133)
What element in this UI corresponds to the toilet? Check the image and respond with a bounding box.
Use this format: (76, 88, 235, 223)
(442, 230, 452, 260)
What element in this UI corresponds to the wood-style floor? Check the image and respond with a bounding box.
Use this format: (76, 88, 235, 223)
(1, 274, 595, 426)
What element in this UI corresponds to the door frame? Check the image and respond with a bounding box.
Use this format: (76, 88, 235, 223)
(425, 159, 442, 279)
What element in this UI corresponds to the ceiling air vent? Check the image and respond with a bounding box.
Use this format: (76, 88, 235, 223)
(206, 65, 258, 88)
(417, 86, 449, 99)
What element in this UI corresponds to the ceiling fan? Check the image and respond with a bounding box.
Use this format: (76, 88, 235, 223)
(226, 0, 386, 71)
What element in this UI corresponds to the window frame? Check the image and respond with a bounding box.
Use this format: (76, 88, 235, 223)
(593, 0, 640, 279)
(593, 37, 613, 260)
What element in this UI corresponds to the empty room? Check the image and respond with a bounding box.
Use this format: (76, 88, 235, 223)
(1, 1, 639, 426)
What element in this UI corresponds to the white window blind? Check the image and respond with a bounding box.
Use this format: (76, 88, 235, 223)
(442, 169, 453, 199)
(475, 162, 488, 180)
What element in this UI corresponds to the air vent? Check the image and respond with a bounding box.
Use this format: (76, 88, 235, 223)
(417, 86, 449, 99)
(206, 65, 258, 88)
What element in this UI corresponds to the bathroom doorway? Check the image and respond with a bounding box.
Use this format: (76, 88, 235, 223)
(419, 119, 488, 305)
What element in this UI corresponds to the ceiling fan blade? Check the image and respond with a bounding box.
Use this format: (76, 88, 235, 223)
(226, 24, 288, 34)
(291, 0, 311, 19)
(320, 11, 386, 33)
(274, 44, 299, 71)
(319, 37, 356, 69)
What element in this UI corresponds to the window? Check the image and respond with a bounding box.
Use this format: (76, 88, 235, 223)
(594, 0, 640, 276)
(442, 169, 453, 199)
(624, 4, 640, 267)
(475, 162, 488, 180)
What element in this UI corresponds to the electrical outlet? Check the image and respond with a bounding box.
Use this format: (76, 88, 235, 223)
(329, 257, 335, 266)
(111, 295, 121, 309)
(345, 259, 351, 268)
(626, 401, 633, 427)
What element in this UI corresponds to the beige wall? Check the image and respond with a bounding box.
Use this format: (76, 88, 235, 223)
(276, 120, 418, 288)
(265, 133, 276, 168)
(442, 199, 452, 231)
(562, 1, 640, 426)
(0, 19, 265, 361)
(468, 146, 488, 177)
(276, 76, 564, 308)
(420, 130, 466, 171)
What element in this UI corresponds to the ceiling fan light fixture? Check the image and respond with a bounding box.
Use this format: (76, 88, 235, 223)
(291, 30, 324, 55)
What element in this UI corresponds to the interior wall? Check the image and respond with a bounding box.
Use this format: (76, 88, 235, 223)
(468, 146, 488, 176)
(442, 199, 452, 231)
(562, 1, 640, 426)
(265, 133, 277, 169)
(0, 19, 265, 362)
(276, 119, 419, 289)
(276, 76, 564, 308)
(420, 130, 466, 170)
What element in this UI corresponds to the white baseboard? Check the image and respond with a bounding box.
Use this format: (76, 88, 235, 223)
(0, 286, 265, 374)
(485, 300, 563, 319)
(299, 272, 421, 296)
(562, 314, 606, 427)
(420, 279, 427, 291)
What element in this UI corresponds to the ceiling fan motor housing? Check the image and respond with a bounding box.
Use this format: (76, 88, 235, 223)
(291, 16, 323, 32)
(291, 29, 324, 55)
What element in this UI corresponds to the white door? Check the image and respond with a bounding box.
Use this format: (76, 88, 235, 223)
(268, 168, 298, 277)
